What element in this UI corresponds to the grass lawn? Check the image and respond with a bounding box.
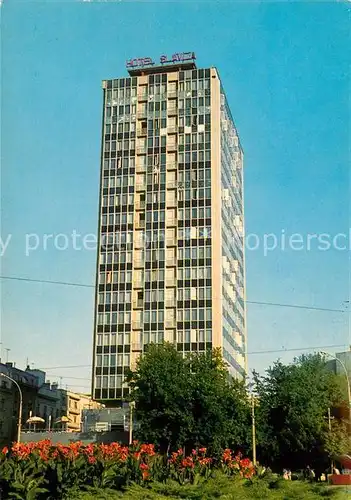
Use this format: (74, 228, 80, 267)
(72, 474, 351, 499)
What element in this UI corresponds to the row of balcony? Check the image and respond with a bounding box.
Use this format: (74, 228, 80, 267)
(137, 126, 178, 136)
(135, 181, 179, 191)
(132, 319, 175, 330)
(136, 144, 177, 155)
(133, 218, 176, 227)
(133, 258, 177, 268)
(137, 90, 178, 102)
(135, 162, 177, 174)
(133, 299, 176, 309)
(133, 278, 176, 289)
(136, 108, 178, 119)
(134, 238, 177, 248)
(137, 90, 209, 102)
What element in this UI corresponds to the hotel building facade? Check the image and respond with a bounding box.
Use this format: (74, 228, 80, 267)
(92, 57, 247, 404)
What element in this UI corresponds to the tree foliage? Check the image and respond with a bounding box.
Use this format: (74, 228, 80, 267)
(188, 348, 251, 455)
(126, 343, 193, 453)
(323, 419, 351, 458)
(253, 354, 347, 471)
(126, 344, 251, 455)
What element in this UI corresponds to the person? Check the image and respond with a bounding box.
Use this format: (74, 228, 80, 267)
(305, 465, 315, 481)
(333, 467, 340, 475)
(287, 469, 292, 480)
(283, 469, 289, 480)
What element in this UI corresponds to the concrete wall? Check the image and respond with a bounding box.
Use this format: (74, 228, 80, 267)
(20, 430, 129, 445)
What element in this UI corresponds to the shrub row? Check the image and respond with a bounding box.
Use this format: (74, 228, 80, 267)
(0, 440, 254, 499)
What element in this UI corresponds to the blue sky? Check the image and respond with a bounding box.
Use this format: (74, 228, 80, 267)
(1, 0, 349, 391)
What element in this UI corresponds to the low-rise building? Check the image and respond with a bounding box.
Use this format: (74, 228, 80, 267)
(0, 362, 103, 444)
(0, 370, 16, 447)
(25, 368, 61, 429)
(0, 362, 39, 446)
(59, 390, 102, 432)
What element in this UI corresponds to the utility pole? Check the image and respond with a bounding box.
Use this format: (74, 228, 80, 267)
(128, 402, 135, 445)
(5, 348, 11, 363)
(251, 395, 257, 467)
(327, 408, 335, 473)
(328, 408, 333, 472)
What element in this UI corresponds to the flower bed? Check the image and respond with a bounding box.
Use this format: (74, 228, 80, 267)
(0, 441, 254, 499)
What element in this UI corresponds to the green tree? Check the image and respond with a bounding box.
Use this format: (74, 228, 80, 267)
(253, 354, 346, 471)
(126, 344, 251, 454)
(188, 348, 251, 455)
(323, 419, 351, 458)
(126, 343, 193, 453)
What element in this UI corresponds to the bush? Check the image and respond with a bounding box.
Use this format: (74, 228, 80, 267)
(73, 478, 351, 500)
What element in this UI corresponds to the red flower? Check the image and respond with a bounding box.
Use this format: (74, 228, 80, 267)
(181, 457, 194, 468)
(199, 447, 207, 454)
(88, 456, 97, 464)
(199, 457, 212, 466)
(240, 458, 253, 469)
(140, 443, 156, 456)
(83, 444, 95, 456)
(169, 451, 179, 464)
(11, 443, 32, 460)
(38, 450, 49, 461)
(222, 448, 232, 463)
(142, 470, 149, 481)
(139, 462, 149, 470)
(1, 446, 8, 455)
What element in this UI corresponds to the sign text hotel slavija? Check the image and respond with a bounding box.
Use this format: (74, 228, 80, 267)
(126, 52, 196, 69)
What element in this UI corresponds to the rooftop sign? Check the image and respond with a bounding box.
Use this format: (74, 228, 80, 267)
(126, 57, 155, 69)
(126, 52, 196, 70)
(160, 52, 196, 64)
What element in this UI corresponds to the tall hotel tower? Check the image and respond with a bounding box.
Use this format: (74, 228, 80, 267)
(92, 54, 246, 404)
